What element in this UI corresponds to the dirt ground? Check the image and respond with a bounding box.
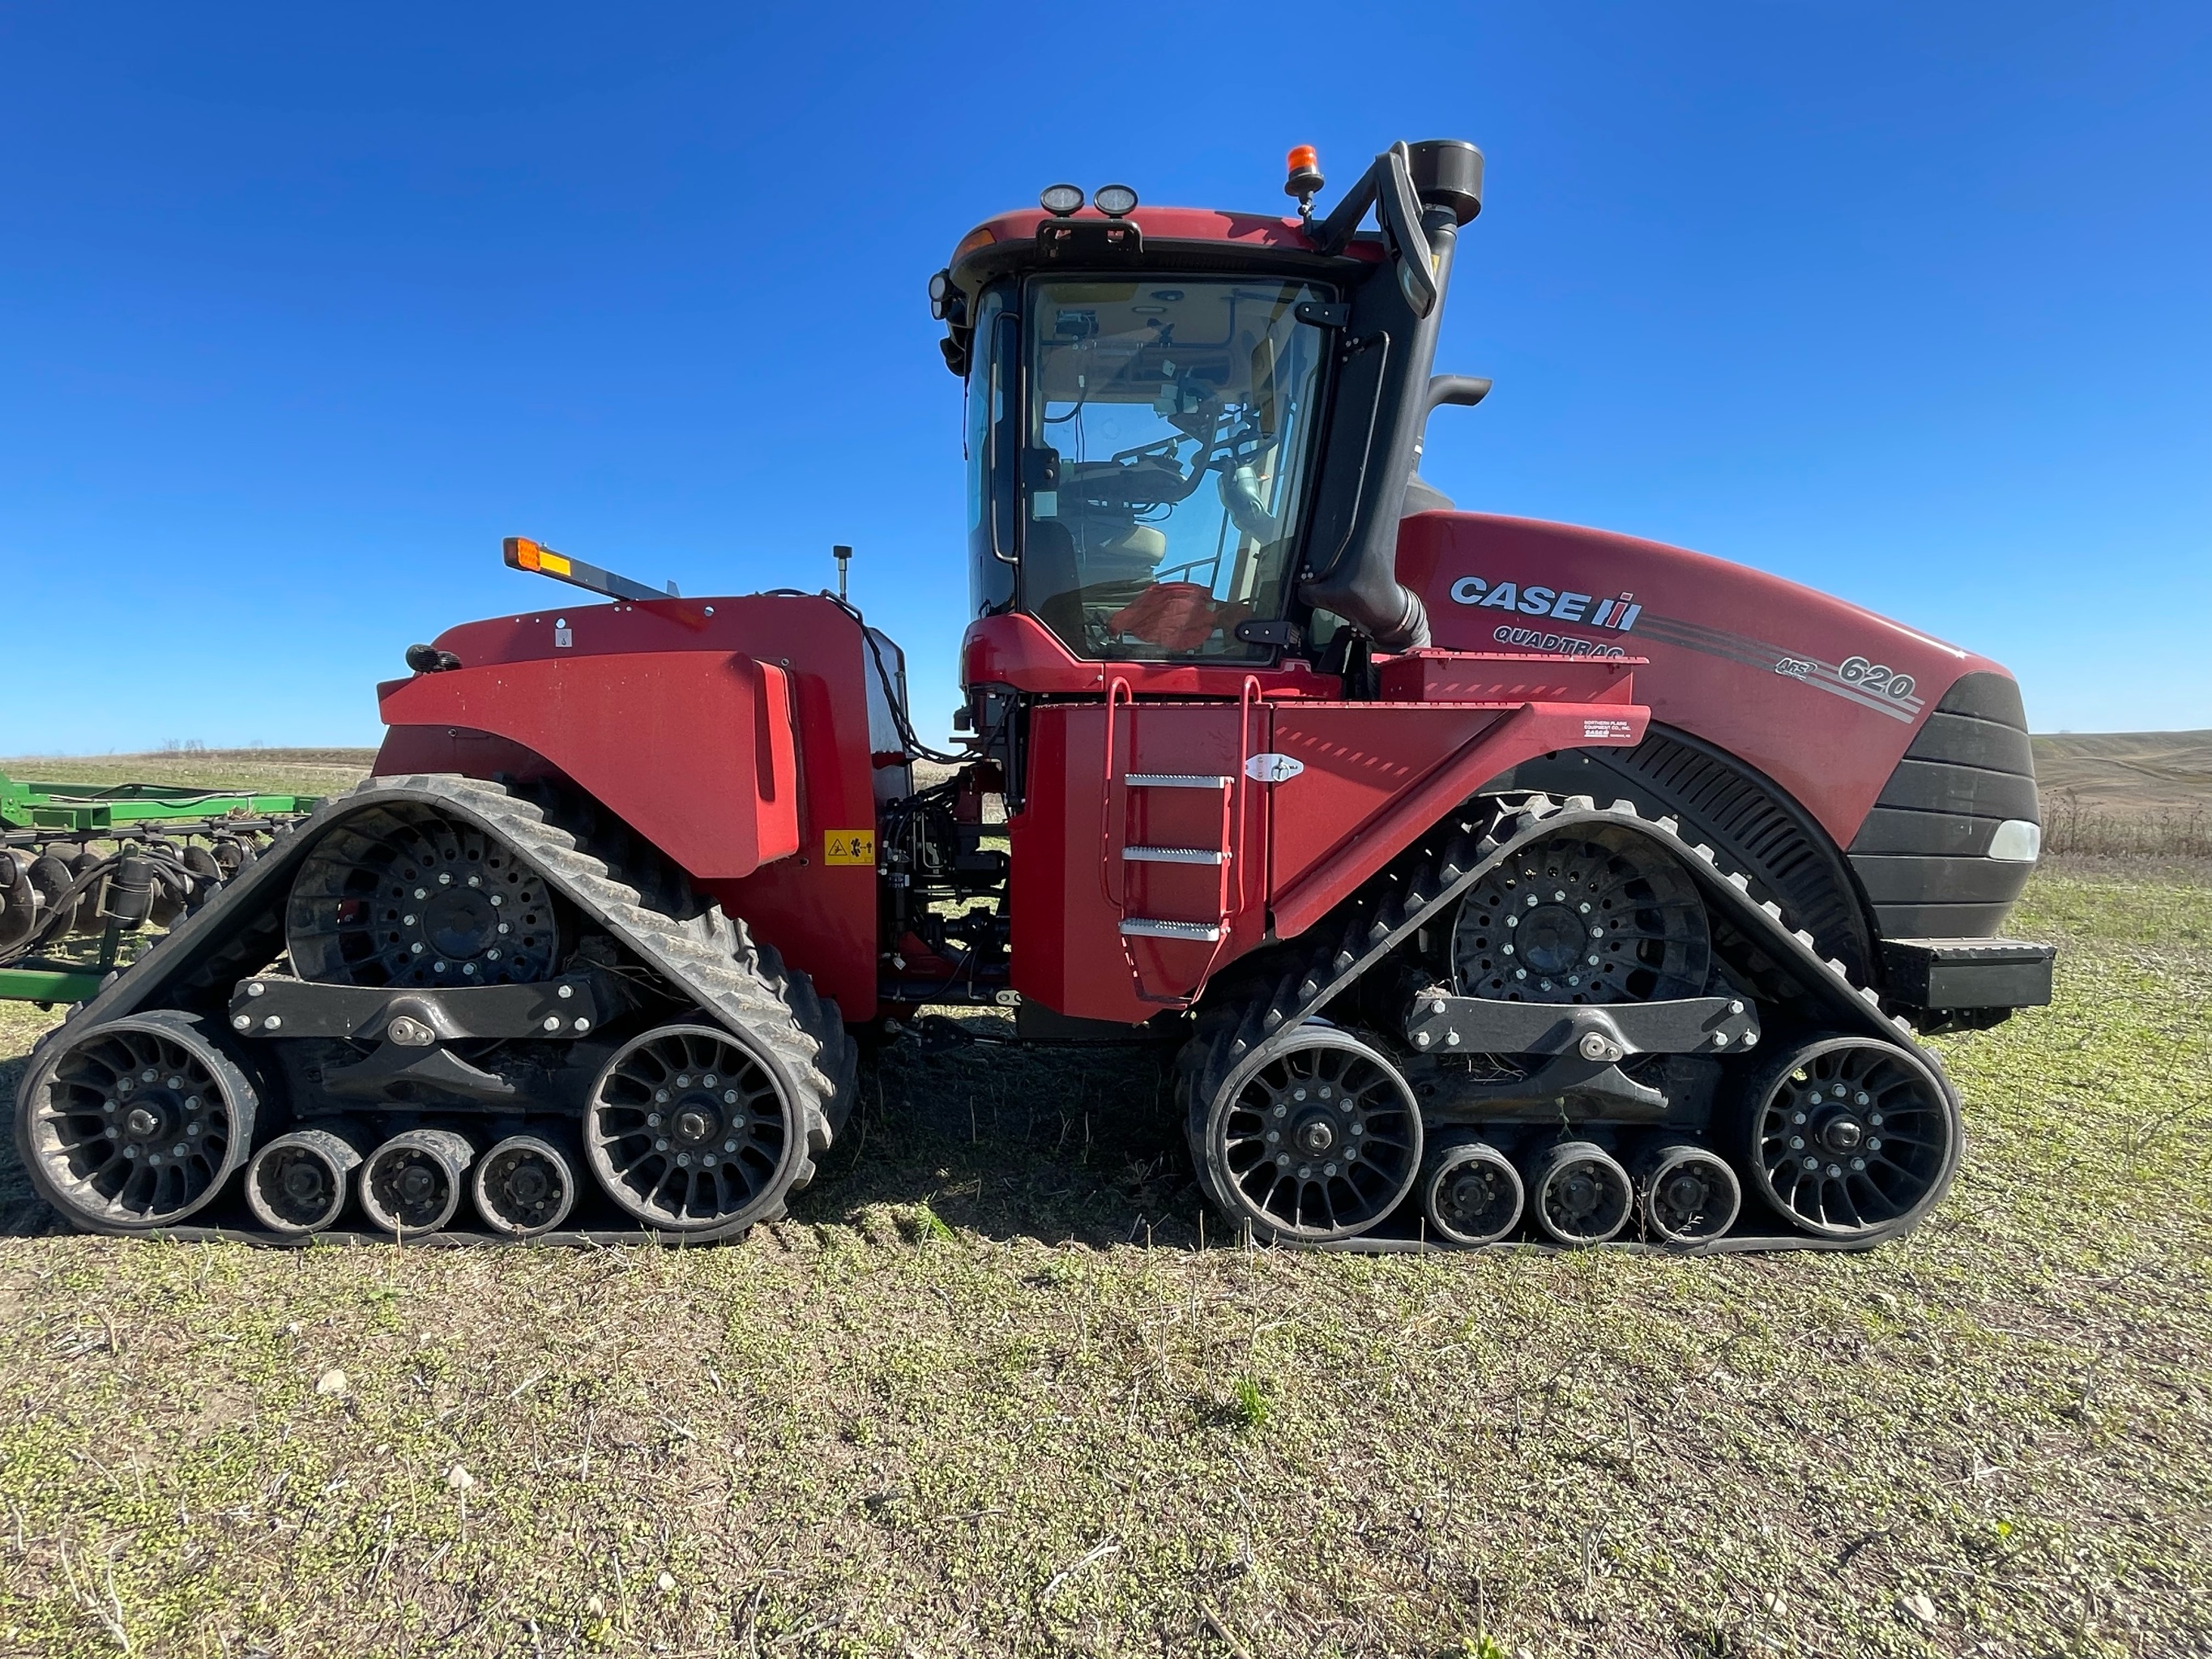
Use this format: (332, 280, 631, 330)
(2032, 731, 2212, 817)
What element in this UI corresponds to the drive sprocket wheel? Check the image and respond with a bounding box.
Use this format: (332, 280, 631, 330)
(1743, 1036, 1959, 1239)
(17, 1011, 256, 1230)
(583, 1024, 801, 1238)
(1197, 1025, 1422, 1243)
(285, 804, 563, 987)
(1450, 827, 1709, 1004)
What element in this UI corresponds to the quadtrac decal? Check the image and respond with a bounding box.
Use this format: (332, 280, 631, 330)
(1446, 578, 1638, 659)
(1447, 574, 1927, 722)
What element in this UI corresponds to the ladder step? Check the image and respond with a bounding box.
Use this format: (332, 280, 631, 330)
(1118, 918, 1224, 941)
(1123, 846, 1228, 865)
(1124, 773, 1232, 790)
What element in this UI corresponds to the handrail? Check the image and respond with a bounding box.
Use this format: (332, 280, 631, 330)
(1099, 676, 1134, 909)
(1231, 675, 1262, 923)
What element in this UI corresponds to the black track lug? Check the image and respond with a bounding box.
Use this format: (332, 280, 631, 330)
(1402, 987, 1758, 1060)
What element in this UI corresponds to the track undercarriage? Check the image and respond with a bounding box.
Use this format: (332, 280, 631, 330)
(1176, 793, 1962, 1252)
(17, 770, 1958, 1253)
(15, 775, 856, 1244)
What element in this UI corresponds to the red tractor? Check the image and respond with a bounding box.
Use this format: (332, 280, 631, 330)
(15, 140, 2052, 1251)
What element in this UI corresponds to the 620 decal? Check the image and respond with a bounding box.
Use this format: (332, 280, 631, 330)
(1839, 657, 1916, 701)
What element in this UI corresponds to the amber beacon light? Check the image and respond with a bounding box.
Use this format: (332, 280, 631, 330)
(1284, 144, 1325, 218)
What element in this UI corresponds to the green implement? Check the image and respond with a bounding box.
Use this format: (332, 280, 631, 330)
(0, 966, 104, 1005)
(2, 770, 324, 1005)
(0, 772, 318, 834)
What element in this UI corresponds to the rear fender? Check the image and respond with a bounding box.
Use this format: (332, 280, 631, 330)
(378, 652, 799, 881)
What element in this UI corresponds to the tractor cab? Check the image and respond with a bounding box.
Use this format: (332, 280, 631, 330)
(935, 141, 1488, 680)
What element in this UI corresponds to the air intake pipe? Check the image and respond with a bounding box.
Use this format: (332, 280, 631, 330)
(1298, 139, 1483, 652)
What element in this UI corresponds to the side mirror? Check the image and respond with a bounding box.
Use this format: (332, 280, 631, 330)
(1375, 144, 1438, 319)
(1425, 375, 1492, 413)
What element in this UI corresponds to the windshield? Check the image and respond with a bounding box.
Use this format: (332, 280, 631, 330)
(1020, 277, 1330, 659)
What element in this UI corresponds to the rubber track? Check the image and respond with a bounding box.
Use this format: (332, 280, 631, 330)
(1177, 791, 1956, 1251)
(16, 774, 856, 1239)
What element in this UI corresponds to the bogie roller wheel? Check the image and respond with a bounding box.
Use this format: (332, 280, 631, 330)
(358, 1129, 475, 1238)
(473, 1134, 578, 1239)
(1196, 1026, 1422, 1244)
(1635, 1140, 1740, 1246)
(1527, 1140, 1633, 1246)
(1743, 1036, 1959, 1239)
(584, 1024, 803, 1238)
(1421, 1140, 1524, 1247)
(245, 1129, 361, 1235)
(17, 1011, 257, 1232)
(1452, 827, 1710, 1004)
(285, 804, 563, 988)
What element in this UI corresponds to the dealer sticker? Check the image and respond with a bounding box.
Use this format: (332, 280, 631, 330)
(1582, 719, 1634, 740)
(823, 830, 877, 866)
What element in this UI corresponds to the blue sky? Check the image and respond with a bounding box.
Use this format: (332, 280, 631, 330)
(1, 2, 2205, 753)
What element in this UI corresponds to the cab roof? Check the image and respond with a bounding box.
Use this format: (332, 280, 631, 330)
(946, 205, 1383, 293)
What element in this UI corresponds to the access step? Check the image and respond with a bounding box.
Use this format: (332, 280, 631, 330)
(1123, 773, 1231, 790)
(1118, 919, 1223, 941)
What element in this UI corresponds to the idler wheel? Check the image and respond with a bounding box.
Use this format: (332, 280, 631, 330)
(1420, 1140, 1524, 1247)
(472, 1134, 577, 1238)
(1451, 828, 1710, 1004)
(1528, 1140, 1633, 1246)
(1198, 1025, 1422, 1243)
(583, 1024, 801, 1238)
(17, 1011, 256, 1231)
(1743, 1036, 1959, 1239)
(358, 1129, 474, 1238)
(1635, 1140, 1741, 1245)
(285, 804, 563, 989)
(245, 1129, 362, 1235)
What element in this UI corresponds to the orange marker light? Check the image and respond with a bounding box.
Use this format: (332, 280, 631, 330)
(1286, 145, 1319, 176)
(503, 537, 572, 578)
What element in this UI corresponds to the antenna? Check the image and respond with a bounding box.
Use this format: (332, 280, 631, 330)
(834, 544, 852, 601)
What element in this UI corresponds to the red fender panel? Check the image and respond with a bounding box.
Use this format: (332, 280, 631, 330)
(378, 651, 799, 879)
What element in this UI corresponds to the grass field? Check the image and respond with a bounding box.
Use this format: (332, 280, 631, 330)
(0, 749, 379, 801)
(2, 761, 2209, 1657)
